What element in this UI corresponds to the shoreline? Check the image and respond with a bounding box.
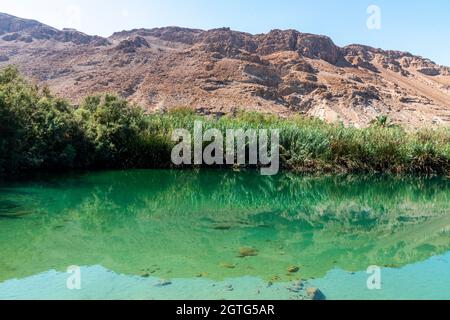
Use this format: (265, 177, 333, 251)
(1, 167, 450, 182)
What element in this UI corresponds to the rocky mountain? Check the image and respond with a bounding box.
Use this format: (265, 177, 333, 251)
(0, 12, 108, 45)
(1, 12, 449, 127)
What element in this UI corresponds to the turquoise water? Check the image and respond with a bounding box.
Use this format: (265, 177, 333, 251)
(0, 170, 449, 300)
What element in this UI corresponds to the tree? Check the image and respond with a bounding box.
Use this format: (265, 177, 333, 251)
(76, 94, 146, 167)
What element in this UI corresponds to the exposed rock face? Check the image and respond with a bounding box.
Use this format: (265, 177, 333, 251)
(0, 12, 109, 45)
(255, 30, 340, 64)
(296, 33, 340, 64)
(1, 12, 449, 127)
(117, 36, 150, 53)
(417, 68, 440, 76)
(0, 12, 44, 33)
(110, 27, 203, 45)
(255, 29, 300, 55)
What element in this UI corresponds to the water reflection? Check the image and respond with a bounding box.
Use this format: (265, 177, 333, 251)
(0, 170, 449, 284)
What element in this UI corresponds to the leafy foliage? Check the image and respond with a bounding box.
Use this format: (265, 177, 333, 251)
(0, 66, 87, 173)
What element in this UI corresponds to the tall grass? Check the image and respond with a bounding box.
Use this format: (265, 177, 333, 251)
(145, 107, 450, 175)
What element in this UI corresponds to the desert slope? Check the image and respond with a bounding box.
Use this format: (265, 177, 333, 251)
(1, 12, 449, 127)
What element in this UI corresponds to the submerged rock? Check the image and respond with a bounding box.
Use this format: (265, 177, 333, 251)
(306, 287, 326, 300)
(196, 272, 208, 278)
(225, 284, 234, 292)
(154, 280, 172, 287)
(220, 263, 236, 269)
(287, 280, 304, 293)
(238, 247, 259, 258)
(287, 266, 300, 273)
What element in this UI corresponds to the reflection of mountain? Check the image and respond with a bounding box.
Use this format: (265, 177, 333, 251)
(0, 170, 449, 282)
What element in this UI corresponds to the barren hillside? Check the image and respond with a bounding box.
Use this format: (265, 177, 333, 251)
(1, 12, 449, 127)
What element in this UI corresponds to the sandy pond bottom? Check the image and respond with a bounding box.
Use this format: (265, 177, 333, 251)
(1, 252, 449, 300)
(0, 170, 449, 300)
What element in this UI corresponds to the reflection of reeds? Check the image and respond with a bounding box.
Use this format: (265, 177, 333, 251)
(0, 171, 449, 282)
(0, 196, 35, 219)
(83, 171, 449, 226)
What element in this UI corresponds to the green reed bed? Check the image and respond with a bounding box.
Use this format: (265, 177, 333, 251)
(147, 108, 450, 174)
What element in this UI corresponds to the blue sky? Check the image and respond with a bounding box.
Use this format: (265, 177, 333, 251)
(1, 0, 449, 66)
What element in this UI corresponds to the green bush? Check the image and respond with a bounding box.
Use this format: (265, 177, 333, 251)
(0, 66, 88, 173)
(76, 94, 146, 167)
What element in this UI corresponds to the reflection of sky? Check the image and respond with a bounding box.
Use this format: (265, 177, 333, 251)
(0, 266, 298, 300)
(311, 251, 450, 300)
(1, 0, 449, 66)
(1, 251, 449, 300)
